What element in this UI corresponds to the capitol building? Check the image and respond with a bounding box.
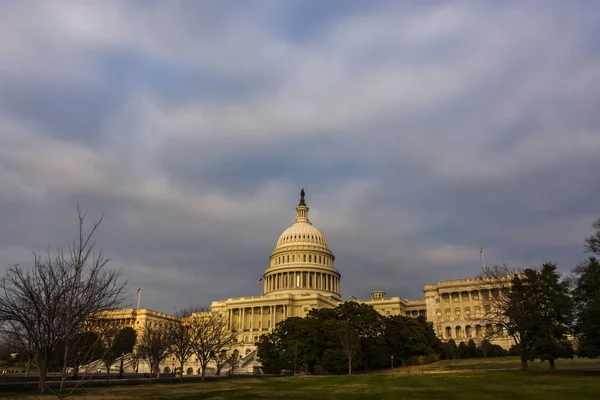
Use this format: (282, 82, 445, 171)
(100, 190, 511, 373)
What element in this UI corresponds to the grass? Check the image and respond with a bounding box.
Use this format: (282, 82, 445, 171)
(2, 357, 599, 400)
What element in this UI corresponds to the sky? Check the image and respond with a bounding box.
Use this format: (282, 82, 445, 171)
(1, 1, 599, 313)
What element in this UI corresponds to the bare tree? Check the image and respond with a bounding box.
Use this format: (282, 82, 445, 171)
(476, 265, 519, 341)
(0, 207, 126, 398)
(88, 321, 122, 381)
(338, 321, 360, 375)
(193, 311, 236, 380)
(137, 322, 171, 377)
(584, 218, 600, 255)
(165, 307, 205, 383)
(227, 350, 240, 377)
(214, 350, 228, 376)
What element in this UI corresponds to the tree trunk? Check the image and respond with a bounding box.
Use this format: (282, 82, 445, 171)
(520, 358, 528, 371)
(25, 360, 31, 378)
(180, 361, 185, 383)
(549, 359, 555, 371)
(520, 346, 528, 371)
(348, 357, 352, 375)
(38, 359, 48, 394)
(200, 361, 207, 381)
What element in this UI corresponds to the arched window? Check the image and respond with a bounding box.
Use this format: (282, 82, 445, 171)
(309, 255, 312, 262)
(303, 254, 306, 262)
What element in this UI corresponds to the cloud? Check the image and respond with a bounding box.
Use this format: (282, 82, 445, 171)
(1, 1, 599, 311)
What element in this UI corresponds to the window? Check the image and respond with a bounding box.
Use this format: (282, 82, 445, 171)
(303, 254, 306, 262)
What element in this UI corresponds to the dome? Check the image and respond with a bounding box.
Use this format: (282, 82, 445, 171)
(275, 222, 329, 250)
(270, 189, 333, 257)
(262, 189, 340, 298)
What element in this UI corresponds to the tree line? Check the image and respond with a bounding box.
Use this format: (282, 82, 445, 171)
(129, 307, 238, 383)
(256, 301, 441, 375)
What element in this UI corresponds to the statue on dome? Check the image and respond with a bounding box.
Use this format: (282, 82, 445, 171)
(299, 188, 306, 206)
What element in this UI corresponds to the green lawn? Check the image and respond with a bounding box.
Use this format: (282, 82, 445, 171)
(3, 357, 599, 400)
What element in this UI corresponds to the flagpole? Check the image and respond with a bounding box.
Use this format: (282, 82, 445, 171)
(480, 245, 487, 272)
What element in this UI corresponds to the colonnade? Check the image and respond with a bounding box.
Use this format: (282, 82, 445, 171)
(271, 253, 333, 267)
(227, 304, 291, 332)
(435, 288, 506, 340)
(437, 288, 502, 322)
(263, 271, 339, 294)
(442, 323, 505, 340)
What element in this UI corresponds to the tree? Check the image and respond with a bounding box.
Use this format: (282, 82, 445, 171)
(0, 207, 126, 397)
(338, 321, 360, 375)
(214, 350, 228, 376)
(227, 350, 240, 376)
(334, 302, 384, 372)
(441, 339, 458, 360)
(530, 263, 573, 370)
(114, 327, 136, 378)
(91, 322, 124, 381)
(572, 257, 600, 358)
(504, 263, 573, 371)
(192, 311, 236, 380)
(466, 339, 478, 358)
(478, 264, 520, 343)
(67, 331, 103, 380)
(137, 322, 170, 377)
(165, 308, 203, 383)
(381, 315, 440, 365)
(584, 218, 600, 255)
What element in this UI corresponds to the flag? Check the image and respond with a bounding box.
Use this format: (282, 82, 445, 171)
(255, 278, 263, 286)
(135, 288, 141, 294)
(349, 295, 357, 300)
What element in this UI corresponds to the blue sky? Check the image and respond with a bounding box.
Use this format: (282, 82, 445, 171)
(1, 1, 599, 312)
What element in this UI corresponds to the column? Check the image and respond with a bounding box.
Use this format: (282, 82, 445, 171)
(250, 307, 254, 331)
(458, 291, 465, 330)
(468, 290, 474, 322)
(260, 306, 264, 330)
(240, 308, 245, 330)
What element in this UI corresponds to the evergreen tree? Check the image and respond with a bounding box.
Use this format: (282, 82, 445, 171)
(506, 263, 573, 370)
(572, 257, 600, 358)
